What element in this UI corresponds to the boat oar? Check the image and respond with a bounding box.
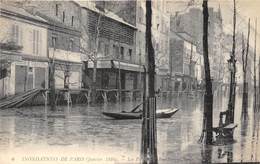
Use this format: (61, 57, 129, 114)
(131, 101, 144, 112)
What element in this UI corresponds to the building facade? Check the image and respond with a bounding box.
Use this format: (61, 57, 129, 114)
(170, 7, 224, 83)
(26, 1, 83, 89)
(0, 3, 48, 98)
(77, 1, 142, 101)
(170, 31, 203, 91)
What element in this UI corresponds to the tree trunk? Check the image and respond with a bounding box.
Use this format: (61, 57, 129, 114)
(91, 60, 97, 104)
(24, 65, 28, 92)
(49, 60, 56, 111)
(254, 19, 257, 111)
(141, 1, 158, 163)
(242, 74, 248, 113)
(202, 0, 213, 145)
(227, 0, 236, 124)
(91, 14, 102, 104)
(259, 55, 260, 110)
(242, 19, 250, 114)
(189, 44, 193, 92)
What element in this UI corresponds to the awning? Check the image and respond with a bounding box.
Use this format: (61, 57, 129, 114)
(88, 60, 144, 72)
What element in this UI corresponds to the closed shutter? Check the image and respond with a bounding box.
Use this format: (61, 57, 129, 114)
(33, 30, 35, 54)
(36, 30, 39, 55)
(20, 27, 23, 46)
(39, 31, 42, 56)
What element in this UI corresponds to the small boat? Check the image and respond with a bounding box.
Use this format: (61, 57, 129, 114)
(102, 108, 179, 120)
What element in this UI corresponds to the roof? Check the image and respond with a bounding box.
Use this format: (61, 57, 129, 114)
(173, 31, 194, 44)
(0, 2, 47, 23)
(75, 1, 137, 30)
(35, 12, 81, 36)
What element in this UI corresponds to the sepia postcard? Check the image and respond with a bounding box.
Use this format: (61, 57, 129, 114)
(0, 0, 260, 163)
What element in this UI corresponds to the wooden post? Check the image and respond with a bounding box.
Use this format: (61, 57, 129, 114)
(201, 0, 213, 144)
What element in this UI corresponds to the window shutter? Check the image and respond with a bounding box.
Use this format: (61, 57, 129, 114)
(20, 27, 23, 46)
(36, 30, 39, 55)
(39, 31, 42, 56)
(33, 30, 35, 54)
(16, 25, 19, 45)
(11, 24, 15, 42)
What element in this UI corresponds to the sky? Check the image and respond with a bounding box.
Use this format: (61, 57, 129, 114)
(166, 0, 260, 51)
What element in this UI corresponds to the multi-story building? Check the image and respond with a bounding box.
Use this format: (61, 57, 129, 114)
(170, 31, 203, 91)
(170, 6, 224, 84)
(0, 2, 48, 98)
(84, 0, 171, 94)
(25, 1, 83, 89)
(135, 0, 171, 92)
(77, 1, 141, 101)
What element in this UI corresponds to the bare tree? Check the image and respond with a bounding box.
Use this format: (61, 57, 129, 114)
(141, 1, 158, 163)
(253, 19, 257, 111)
(80, 12, 102, 103)
(227, 0, 237, 124)
(241, 19, 250, 114)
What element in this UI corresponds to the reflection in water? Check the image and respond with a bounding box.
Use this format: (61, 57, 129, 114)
(201, 145, 212, 164)
(0, 94, 259, 163)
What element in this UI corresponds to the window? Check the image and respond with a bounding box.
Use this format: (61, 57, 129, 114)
(71, 16, 74, 26)
(98, 41, 104, 54)
(33, 30, 40, 55)
(63, 11, 65, 22)
(69, 39, 73, 51)
(28, 67, 33, 74)
(113, 45, 119, 59)
(52, 36, 57, 48)
(139, 7, 143, 23)
(55, 4, 59, 16)
(12, 24, 19, 44)
(129, 49, 132, 61)
(105, 44, 109, 56)
(120, 47, 124, 60)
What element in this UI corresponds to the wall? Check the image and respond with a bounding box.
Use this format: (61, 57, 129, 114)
(0, 10, 48, 97)
(81, 7, 136, 64)
(0, 17, 48, 58)
(27, 1, 81, 31)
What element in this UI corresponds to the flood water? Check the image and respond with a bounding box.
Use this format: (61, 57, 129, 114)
(0, 93, 259, 164)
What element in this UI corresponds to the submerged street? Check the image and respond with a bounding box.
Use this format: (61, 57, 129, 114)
(0, 93, 259, 164)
